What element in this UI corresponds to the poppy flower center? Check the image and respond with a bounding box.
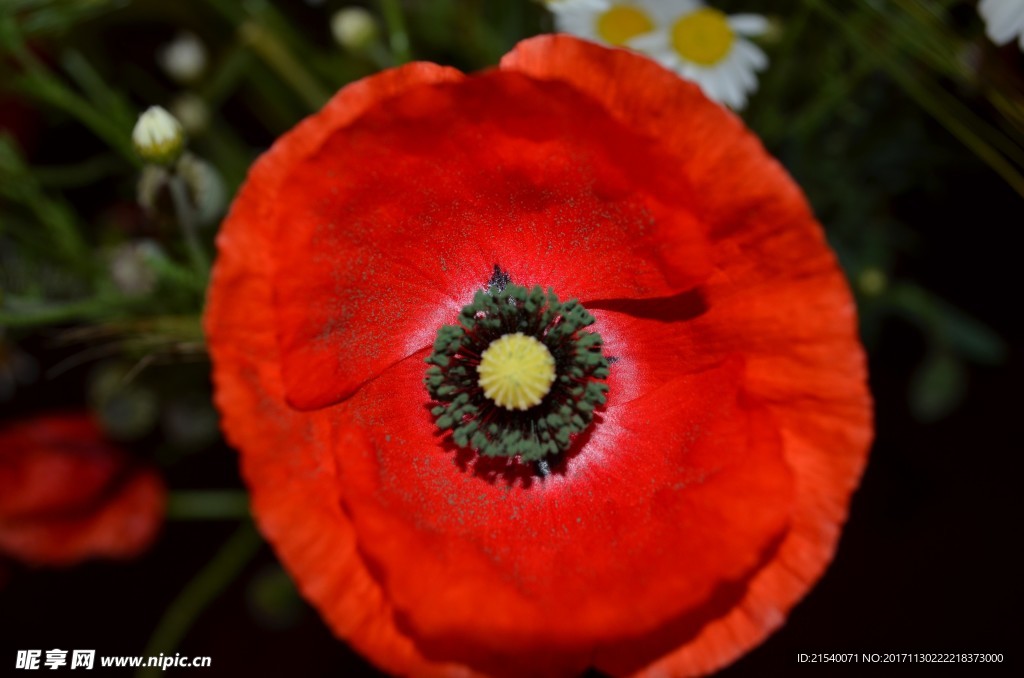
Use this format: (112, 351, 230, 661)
(477, 333, 556, 411)
(425, 279, 609, 462)
(596, 5, 654, 46)
(671, 8, 734, 66)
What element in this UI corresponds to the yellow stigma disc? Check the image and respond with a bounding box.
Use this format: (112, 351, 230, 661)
(671, 8, 734, 66)
(596, 5, 655, 46)
(477, 333, 556, 411)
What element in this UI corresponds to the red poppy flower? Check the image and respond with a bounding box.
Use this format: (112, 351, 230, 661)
(0, 413, 165, 566)
(205, 36, 871, 677)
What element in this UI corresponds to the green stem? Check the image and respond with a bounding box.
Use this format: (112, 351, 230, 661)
(136, 523, 262, 678)
(168, 174, 210, 279)
(378, 0, 412, 64)
(166, 491, 251, 520)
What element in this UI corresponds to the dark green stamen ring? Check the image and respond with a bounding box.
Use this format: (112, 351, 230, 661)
(425, 282, 609, 462)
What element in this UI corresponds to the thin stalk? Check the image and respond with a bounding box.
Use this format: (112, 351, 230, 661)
(168, 174, 210, 280)
(136, 523, 262, 678)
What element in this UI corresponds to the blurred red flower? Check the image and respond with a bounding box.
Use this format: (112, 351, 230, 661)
(0, 413, 165, 566)
(205, 36, 871, 677)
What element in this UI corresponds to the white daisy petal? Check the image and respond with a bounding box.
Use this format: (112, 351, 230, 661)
(1008, 4, 1024, 41)
(717, 78, 740, 109)
(628, 30, 671, 52)
(732, 57, 759, 105)
(978, 0, 1024, 47)
(627, 28, 679, 69)
(718, 59, 747, 109)
(729, 14, 770, 37)
(716, 77, 740, 108)
(980, 0, 1017, 29)
(642, 44, 683, 71)
(679, 62, 702, 81)
(694, 69, 723, 103)
(731, 53, 758, 92)
(552, 0, 671, 47)
(548, 0, 608, 10)
(550, 0, 609, 40)
(985, 15, 1018, 45)
(734, 39, 769, 71)
(643, 0, 702, 24)
(724, 88, 744, 111)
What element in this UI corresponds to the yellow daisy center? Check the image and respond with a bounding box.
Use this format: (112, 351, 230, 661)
(596, 5, 654, 46)
(477, 333, 556, 411)
(671, 8, 734, 66)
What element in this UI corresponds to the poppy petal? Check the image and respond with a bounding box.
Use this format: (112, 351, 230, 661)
(502, 35, 872, 676)
(206, 63, 482, 677)
(207, 35, 873, 677)
(333, 355, 792, 675)
(270, 70, 713, 412)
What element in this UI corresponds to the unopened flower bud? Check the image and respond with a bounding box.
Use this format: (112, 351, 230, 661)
(331, 7, 379, 53)
(133, 106, 185, 166)
(158, 32, 207, 83)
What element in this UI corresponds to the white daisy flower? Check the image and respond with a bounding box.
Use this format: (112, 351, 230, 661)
(547, 0, 675, 47)
(978, 0, 1024, 50)
(629, 1, 770, 110)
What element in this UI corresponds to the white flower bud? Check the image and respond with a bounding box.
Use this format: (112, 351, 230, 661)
(158, 32, 207, 83)
(133, 106, 185, 166)
(331, 7, 379, 53)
